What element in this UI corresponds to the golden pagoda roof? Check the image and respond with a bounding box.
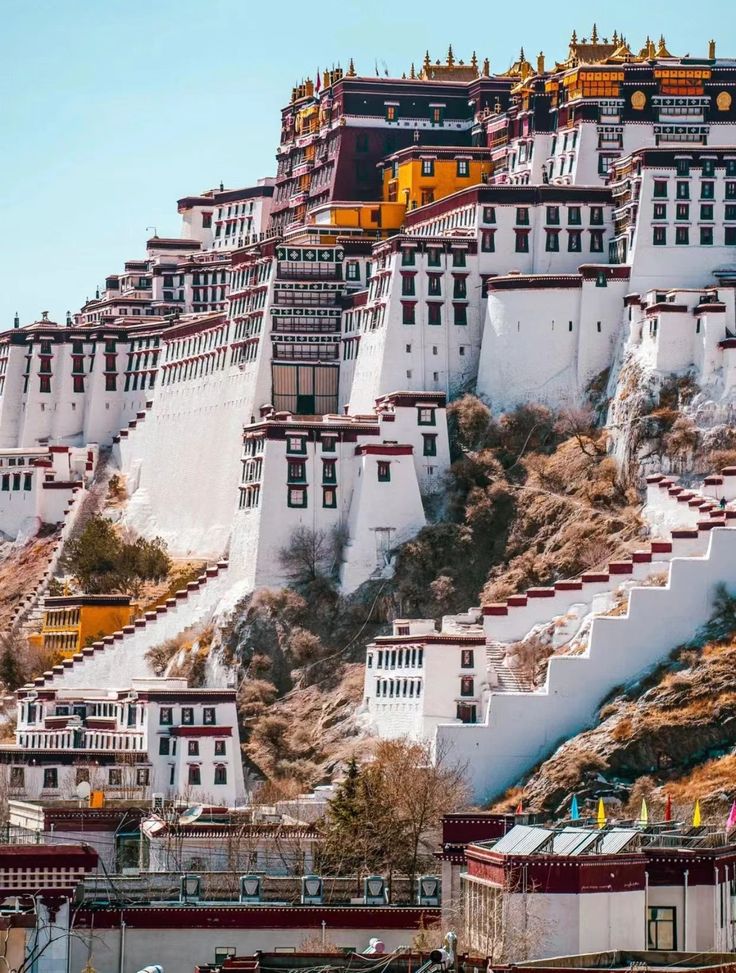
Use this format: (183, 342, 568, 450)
(418, 46, 482, 81)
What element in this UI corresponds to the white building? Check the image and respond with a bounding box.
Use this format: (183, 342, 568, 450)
(1, 678, 246, 806)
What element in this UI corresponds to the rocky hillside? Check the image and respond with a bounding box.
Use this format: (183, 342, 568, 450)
(492, 597, 736, 821)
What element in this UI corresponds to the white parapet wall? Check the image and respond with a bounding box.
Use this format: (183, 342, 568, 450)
(437, 526, 736, 803)
(29, 562, 232, 690)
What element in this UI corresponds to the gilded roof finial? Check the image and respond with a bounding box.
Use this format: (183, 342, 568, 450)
(409, 61, 416, 79)
(612, 29, 619, 46)
(648, 37, 656, 58)
(447, 44, 455, 66)
(571, 29, 578, 47)
(347, 57, 356, 76)
(482, 57, 490, 77)
(471, 51, 478, 71)
(591, 23, 598, 43)
(656, 34, 671, 57)
(424, 49, 431, 69)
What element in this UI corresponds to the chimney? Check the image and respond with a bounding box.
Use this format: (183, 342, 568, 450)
(537, 51, 545, 74)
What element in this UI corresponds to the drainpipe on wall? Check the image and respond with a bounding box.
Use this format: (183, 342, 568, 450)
(644, 871, 649, 949)
(714, 866, 719, 951)
(119, 915, 126, 973)
(683, 869, 689, 951)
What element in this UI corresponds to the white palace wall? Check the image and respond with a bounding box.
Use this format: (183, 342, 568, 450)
(476, 274, 628, 413)
(437, 527, 736, 803)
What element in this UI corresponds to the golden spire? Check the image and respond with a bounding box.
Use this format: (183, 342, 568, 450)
(591, 22, 598, 43)
(648, 37, 656, 58)
(612, 29, 619, 45)
(424, 49, 431, 70)
(347, 57, 356, 76)
(537, 51, 545, 74)
(656, 34, 672, 57)
(482, 56, 490, 77)
(571, 29, 578, 47)
(471, 51, 478, 71)
(447, 44, 455, 67)
(409, 61, 416, 79)
(709, 39, 716, 59)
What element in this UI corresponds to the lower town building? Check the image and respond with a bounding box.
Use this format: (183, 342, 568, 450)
(460, 822, 736, 960)
(1, 677, 246, 806)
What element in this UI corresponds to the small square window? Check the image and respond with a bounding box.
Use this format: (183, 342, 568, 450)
(590, 230, 604, 253)
(427, 249, 441, 267)
(700, 226, 714, 246)
(653, 180, 668, 199)
(482, 206, 496, 224)
(181, 707, 194, 725)
(676, 181, 690, 200)
(676, 226, 689, 245)
(43, 768, 58, 789)
(401, 249, 415, 266)
(288, 460, 306, 482)
(676, 158, 690, 177)
(417, 407, 435, 426)
(452, 250, 467, 267)
(653, 203, 667, 220)
(590, 206, 604, 225)
(653, 226, 667, 246)
(188, 765, 201, 786)
(287, 436, 307, 454)
(402, 303, 416, 325)
(423, 434, 437, 456)
(460, 676, 475, 697)
(516, 207, 529, 226)
(322, 460, 336, 483)
(456, 159, 470, 178)
(461, 649, 474, 668)
(481, 230, 495, 252)
(109, 768, 122, 786)
(136, 768, 150, 786)
(159, 707, 173, 726)
(545, 230, 560, 252)
(377, 461, 391, 482)
(159, 738, 170, 755)
(515, 230, 530, 253)
(188, 740, 199, 756)
(321, 436, 336, 452)
(401, 275, 416, 297)
(702, 160, 715, 178)
(700, 204, 714, 221)
(701, 181, 715, 200)
(427, 303, 441, 326)
(214, 740, 226, 756)
(454, 304, 467, 326)
(421, 158, 435, 177)
(323, 486, 337, 508)
(288, 486, 308, 507)
(546, 206, 560, 225)
(726, 205, 736, 221)
(203, 707, 216, 725)
(568, 230, 582, 252)
(428, 275, 442, 297)
(214, 765, 227, 785)
(727, 182, 736, 200)
(676, 203, 689, 221)
(568, 206, 582, 225)
(725, 226, 736, 246)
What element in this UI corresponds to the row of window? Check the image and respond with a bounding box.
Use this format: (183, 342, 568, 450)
(159, 705, 218, 725)
(652, 226, 736, 246)
(485, 229, 605, 254)
(159, 737, 227, 756)
(402, 303, 468, 326)
(287, 485, 338, 508)
(481, 205, 605, 226)
(1, 472, 32, 492)
(369, 646, 425, 669)
(22, 763, 229, 790)
(374, 678, 423, 698)
(400, 275, 468, 299)
(653, 179, 736, 200)
(401, 248, 469, 267)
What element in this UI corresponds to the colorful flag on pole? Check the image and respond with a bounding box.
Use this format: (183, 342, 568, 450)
(315, 69, 321, 92)
(597, 797, 606, 829)
(693, 799, 702, 827)
(570, 794, 580, 821)
(664, 793, 672, 822)
(639, 798, 649, 826)
(726, 801, 736, 830)
(515, 800, 523, 815)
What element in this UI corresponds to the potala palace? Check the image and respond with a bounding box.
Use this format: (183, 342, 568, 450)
(6, 29, 736, 805)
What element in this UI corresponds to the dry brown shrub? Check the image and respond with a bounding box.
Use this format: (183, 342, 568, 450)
(610, 716, 634, 742)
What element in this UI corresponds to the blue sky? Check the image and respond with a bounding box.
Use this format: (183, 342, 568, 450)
(1, 0, 732, 327)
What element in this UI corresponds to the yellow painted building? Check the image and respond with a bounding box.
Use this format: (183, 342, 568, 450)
(310, 200, 407, 237)
(36, 595, 136, 657)
(382, 146, 492, 211)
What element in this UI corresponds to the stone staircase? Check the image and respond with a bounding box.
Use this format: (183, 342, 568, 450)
(486, 640, 529, 692)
